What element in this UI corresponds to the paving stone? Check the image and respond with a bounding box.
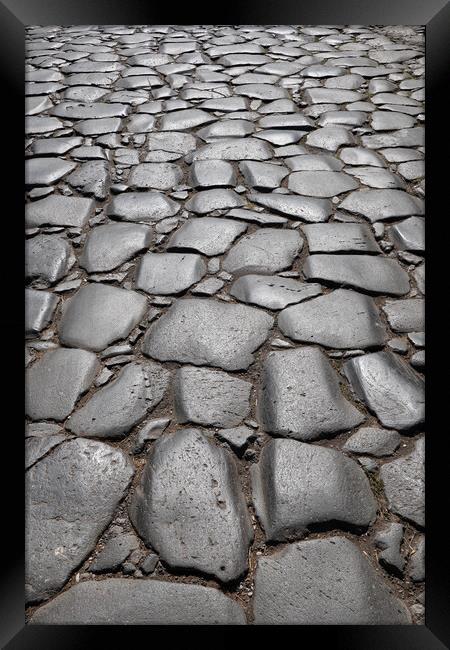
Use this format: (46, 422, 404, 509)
(128, 163, 183, 190)
(223, 228, 302, 275)
(174, 366, 251, 427)
(408, 535, 425, 582)
(135, 252, 206, 294)
(51, 101, 130, 119)
(340, 189, 424, 222)
(129, 428, 253, 582)
(278, 289, 386, 349)
(142, 298, 273, 371)
(343, 427, 401, 457)
(288, 170, 358, 197)
(259, 347, 364, 441)
(27, 236, 75, 288)
(382, 298, 425, 333)
(248, 192, 333, 222)
(343, 351, 425, 430)
(390, 217, 425, 252)
(185, 188, 244, 214)
(303, 254, 410, 295)
(26, 439, 134, 602)
(252, 438, 376, 541)
(66, 362, 169, 439)
(371, 111, 415, 131)
(253, 536, 411, 624)
(306, 126, 356, 151)
(59, 283, 148, 351)
(414, 263, 425, 294)
(374, 523, 405, 574)
(227, 208, 288, 226)
(90, 533, 140, 573)
(190, 138, 273, 161)
(25, 433, 68, 470)
(339, 147, 386, 166)
(303, 88, 362, 104)
(79, 223, 153, 272)
(167, 217, 246, 256)
(239, 161, 289, 190)
(159, 108, 214, 130)
(25, 347, 99, 421)
(217, 426, 256, 452)
(25, 289, 59, 337)
(302, 223, 381, 253)
(107, 191, 180, 222)
(74, 117, 123, 136)
(286, 154, 344, 172)
(345, 166, 406, 190)
(25, 158, 77, 187)
(411, 351, 425, 371)
(26, 195, 95, 228)
(230, 274, 322, 310)
(66, 160, 110, 199)
(189, 160, 237, 187)
(31, 137, 84, 156)
(380, 437, 425, 527)
(30, 578, 246, 624)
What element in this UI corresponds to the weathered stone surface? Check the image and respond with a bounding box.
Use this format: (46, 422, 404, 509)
(80, 223, 153, 272)
(279, 289, 386, 349)
(159, 108, 215, 130)
(26, 348, 99, 421)
(380, 437, 425, 527)
(26, 235, 74, 284)
(230, 274, 321, 310)
(190, 138, 272, 161)
(217, 426, 256, 452)
(26, 195, 95, 228)
(66, 160, 110, 199)
(302, 223, 381, 253)
(185, 189, 244, 214)
(252, 439, 377, 541)
(253, 537, 411, 624)
(288, 170, 358, 197)
(303, 254, 410, 295)
(167, 217, 246, 256)
(343, 351, 425, 430)
(343, 427, 401, 457)
(66, 362, 169, 439)
(30, 579, 246, 624)
(390, 217, 425, 252)
(223, 228, 302, 275)
(26, 439, 134, 602)
(26, 157, 77, 186)
(25, 289, 59, 337)
(107, 191, 180, 222)
(408, 535, 425, 582)
(129, 429, 253, 582)
(174, 366, 251, 427)
(239, 161, 289, 190)
(382, 298, 425, 333)
(143, 298, 273, 371)
(248, 192, 332, 222)
(59, 284, 147, 351)
(306, 126, 356, 151)
(340, 189, 424, 223)
(89, 533, 140, 573)
(135, 252, 206, 294)
(374, 523, 405, 574)
(259, 347, 364, 441)
(189, 160, 237, 187)
(128, 163, 183, 190)
(51, 101, 129, 119)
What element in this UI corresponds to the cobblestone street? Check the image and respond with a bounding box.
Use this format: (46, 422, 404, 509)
(25, 24, 425, 625)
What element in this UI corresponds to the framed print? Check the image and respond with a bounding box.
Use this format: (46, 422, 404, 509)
(1, 0, 448, 646)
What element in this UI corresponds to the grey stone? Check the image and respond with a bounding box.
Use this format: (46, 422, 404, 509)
(129, 429, 253, 582)
(26, 195, 95, 228)
(133, 417, 170, 453)
(414, 263, 425, 294)
(372, 111, 415, 131)
(411, 350, 425, 370)
(306, 126, 356, 151)
(59, 283, 148, 351)
(288, 170, 358, 197)
(159, 108, 215, 130)
(340, 189, 424, 222)
(197, 119, 255, 141)
(189, 160, 237, 187)
(303, 88, 362, 104)
(217, 426, 256, 452)
(174, 366, 251, 428)
(146, 131, 197, 156)
(239, 161, 289, 190)
(286, 154, 344, 172)
(343, 351, 425, 430)
(252, 439, 376, 541)
(31, 137, 84, 156)
(142, 298, 273, 371)
(259, 347, 364, 441)
(380, 437, 425, 526)
(90, 533, 140, 573)
(140, 553, 159, 574)
(248, 192, 332, 222)
(135, 252, 206, 295)
(25, 289, 59, 337)
(390, 217, 424, 252)
(382, 299, 425, 333)
(30, 578, 245, 624)
(26, 439, 134, 602)
(374, 523, 405, 574)
(74, 117, 122, 136)
(26, 348, 99, 421)
(51, 101, 129, 120)
(223, 228, 302, 275)
(345, 166, 406, 190)
(66, 362, 169, 439)
(230, 274, 322, 310)
(25, 158, 77, 187)
(226, 208, 288, 226)
(191, 277, 225, 295)
(190, 138, 272, 161)
(343, 427, 401, 457)
(303, 255, 410, 295)
(408, 535, 425, 582)
(107, 191, 180, 223)
(66, 160, 110, 199)
(185, 189, 244, 214)
(253, 536, 411, 624)
(79, 223, 153, 272)
(167, 217, 246, 256)
(278, 289, 386, 349)
(302, 223, 381, 253)
(339, 147, 385, 167)
(128, 163, 183, 190)
(25, 433, 68, 470)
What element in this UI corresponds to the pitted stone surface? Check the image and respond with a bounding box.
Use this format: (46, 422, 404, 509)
(26, 195, 95, 228)
(185, 189, 244, 214)
(26, 439, 134, 602)
(79, 223, 153, 272)
(230, 274, 322, 310)
(107, 191, 180, 222)
(252, 439, 377, 541)
(222, 228, 302, 276)
(129, 429, 253, 582)
(278, 289, 386, 349)
(167, 217, 246, 256)
(302, 223, 381, 253)
(25, 289, 59, 337)
(248, 191, 333, 222)
(135, 252, 206, 295)
(143, 298, 273, 371)
(288, 170, 358, 197)
(26, 235, 75, 285)
(382, 298, 425, 333)
(259, 347, 364, 441)
(128, 163, 183, 190)
(59, 283, 148, 351)
(343, 427, 401, 457)
(30, 579, 246, 625)
(253, 537, 411, 624)
(343, 351, 425, 430)
(340, 189, 424, 223)
(66, 362, 170, 439)
(174, 366, 252, 428)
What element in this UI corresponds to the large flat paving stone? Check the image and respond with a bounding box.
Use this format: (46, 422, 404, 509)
(340, 189, 424, 223)
(66, 362, 170, 439)
(278, 289, 386, 349)
(143, 298, 273, 371)
(66, 160, 110, 200)
(25, 157, 77, 187)
(135, 252, 206, 295)
(25, 289, 59, 337)
(107, 191, 180, 223)
(190, 137, 272, 161)
(26, 439, 134, 602)
(252, 439, 377, 541)
(59, 283, 148, 351)
(26, 348, 99, 421)
(79, 223, 153, 272)
(26, 195, 95, 228)
(223, 228, 302, 276)
(174, 366, 251, 427)
(189, 160, 237, 187)
(259, 347, 364, 441)
(185, 188, 244, 214)
(302, 223, 381, 253)
(230, 274, 322, 310)
(380, 437, 424, 527)
(26, 235, 75, 284)
(288, 170, 358, 197)
(303, 254, 410, 296)
(128, 163, 183, 190)
(30, 579, 246, 624)
(382, 298, 425, 333)
(129, 428, 253, 582)
(343, 427, 401, 457)
(343, 350, 425, 430)
(248, 192, 333, 222)
(253, 536, 411, 624)
(51, 101, 130, 120)
(167, 217, 246, 256)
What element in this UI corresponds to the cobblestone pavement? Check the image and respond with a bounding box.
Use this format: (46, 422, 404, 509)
(25, 24, 425, 625)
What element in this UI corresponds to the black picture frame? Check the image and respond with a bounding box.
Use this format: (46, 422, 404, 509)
(2, 1, 448, 646)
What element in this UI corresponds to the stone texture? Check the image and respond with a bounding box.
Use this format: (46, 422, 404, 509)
(167, 217, 246, 256)
(135, 252, 206, 295)
(26, 195, 95, 228)
(26, 235, 74, 284)
(340, 189, 424, 223)
(343, 427, 401, 457)
(25, 289, 59, 337)
(302, 223, 381, 253)
(79, 223, 153, 272)
(107, 191, 180, 223)
(230, 274, 322, 310)
(382, 299, 425, 333)
(222, 228, 302, 275)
